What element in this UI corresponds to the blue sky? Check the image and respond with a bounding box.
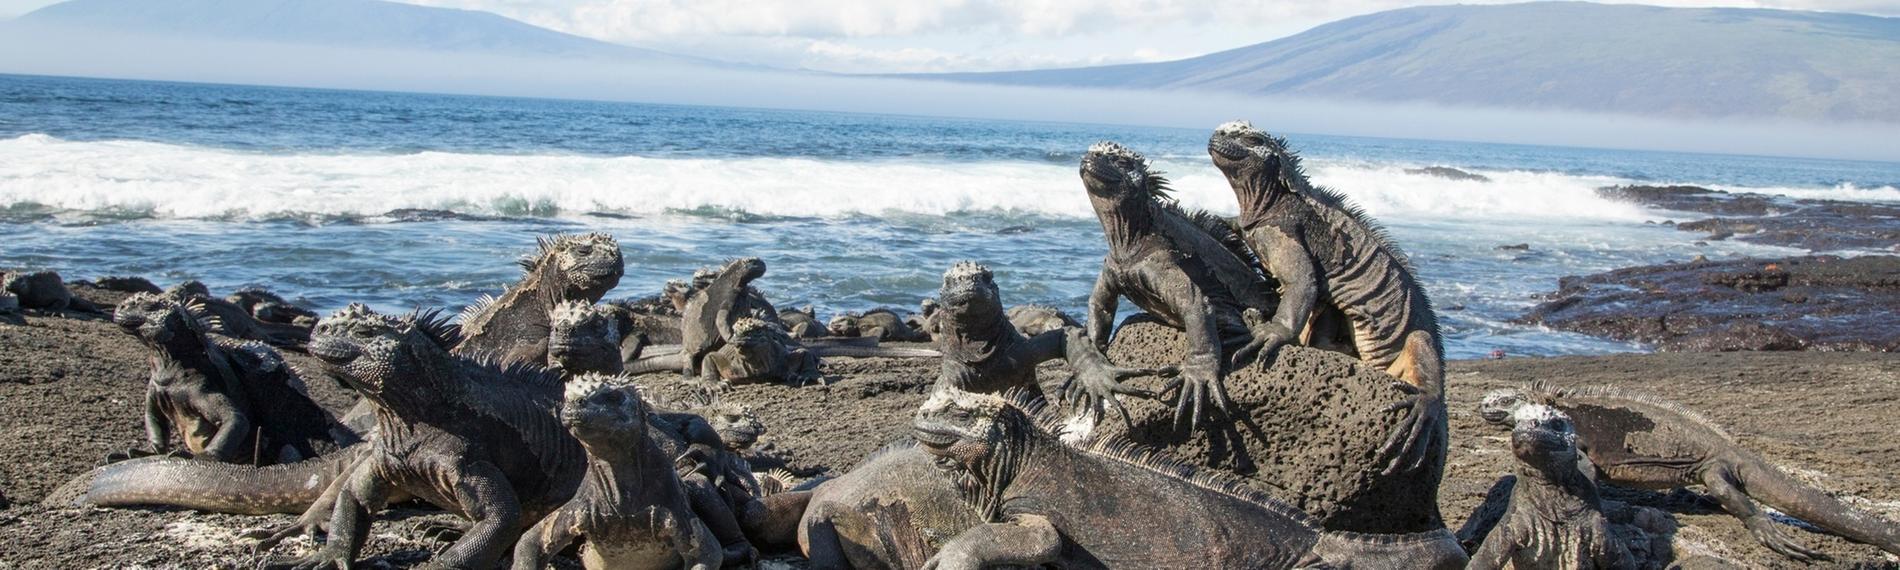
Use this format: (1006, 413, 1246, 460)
(4, 0, 1897, 72)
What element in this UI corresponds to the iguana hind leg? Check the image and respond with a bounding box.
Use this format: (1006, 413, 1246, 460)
(1702, 464, 1826, 561)
(1729, 457, 1900, 558)
(1383, 329, 1441, 392)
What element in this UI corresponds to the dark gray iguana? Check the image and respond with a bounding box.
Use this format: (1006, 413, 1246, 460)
(1004, 304, 1079, 338)
(778, 306, 829, 338)
(227, 287, 320, 327)
(908, 389, 1468, 569)
(160, 281, 313, 348)
(110, 292, 355, 464)
(509, 374, 727, 570)
(457, 232, 624, 365)
(827, 308, 931, 342)
(1208, 121, 1447, 476)
(3, 270, 103, 312)
(1079, 141, 1281, 429)
(1481, 383, 1900, 561)
(1468, 404, 1639, 570)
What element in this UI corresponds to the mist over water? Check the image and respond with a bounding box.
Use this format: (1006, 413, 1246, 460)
(2, 74, 1891, 359)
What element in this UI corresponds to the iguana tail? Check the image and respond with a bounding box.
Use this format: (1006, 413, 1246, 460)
(808, 345, 941, 359)
(1735, 459, 1900, 556)
(78, 451, 356, 515)
(626, 352, 689, 375)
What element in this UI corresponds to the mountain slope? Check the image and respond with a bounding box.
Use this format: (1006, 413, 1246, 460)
(15, 0, 708, 64)
(913, 2, 1900, 122)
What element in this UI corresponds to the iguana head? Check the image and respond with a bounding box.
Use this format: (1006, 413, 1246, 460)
(1510, 404, 1584, 475)
(1207, 120, 1309, 197)
(165, 280, 212, 300)
(826, 313, 861, 337)
(309, 304, 460, 399)
(1080, 141, 1171, 204)
(937, 261, 1004, 330)
(723, 317, 793, 376)
(561, 373, 652, 451)
(526, 233, 624, 299)
(113, 292, 215, 346)
(912, 389, 1036, 518)
(1479, 388, 1534, 426)
(548, 301, 622, 375)
(702, 400, 766, 451)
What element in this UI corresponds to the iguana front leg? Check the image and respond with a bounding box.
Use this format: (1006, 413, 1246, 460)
(510, 507, 582, 570)
(111, 388, 175, 462)
(434, 461, 527, 569)
(1376, 331, 1447, 476)
(1086, 265, 1119, 351)
(195, 390, 255, 463)
(1026, 328, 1169, 427)
(1464, 519, 1516, 570)
(262, 459, 387, 570)
(1138, 260, 1235, 430)
(1232, 226, 1315, 369)
(922, 514, 1062, 570)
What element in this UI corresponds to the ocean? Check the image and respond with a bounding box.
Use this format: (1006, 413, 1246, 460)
(3, 73, 1897, 359)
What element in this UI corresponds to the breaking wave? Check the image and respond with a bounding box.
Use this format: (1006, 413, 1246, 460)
(3, 133, 1886, 223)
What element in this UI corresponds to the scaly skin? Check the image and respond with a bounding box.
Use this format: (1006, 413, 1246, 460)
(1482, 384, 1900, 561)
(510, 375, 727, 570)
(457, 233, 624, 365)
(1208, 121, 1447, 478)
(1468, 405, 1638, 570)
(680, 258, 768, 377)
(111, 292, 353, 464)
(1080, 141, 1279, 429)
(910, 390, 1466, 570)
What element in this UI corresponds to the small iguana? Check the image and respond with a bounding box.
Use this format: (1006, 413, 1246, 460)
(159, 281, 312, 348)
(827, 308, 931, 342)
(1004, 304, 1079, 338)
(778, 306, 829, 338)
(111, 292, 354, 464)
(547, 300, 632, 376)
(1482, 383, 1900, 561)
(4, 270, 102, 312)
(1079, 141, 1280, 429)
(909, 389, 1468, 569)
(1208, 121, 1446, 476)
(227, 287, 319, 327)
(1468, 403, 1639, 570)
(457, 232, 624, 364)
(510, 374, 726, 570)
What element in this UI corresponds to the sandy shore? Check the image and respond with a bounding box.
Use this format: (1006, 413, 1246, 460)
(0, 308, 1896, 569)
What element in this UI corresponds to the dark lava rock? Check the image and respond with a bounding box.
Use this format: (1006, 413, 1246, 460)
(1098, 315, 1443, 534)
(1496, 243, 1530, 251)
(1597, 185, 1900, 252)
(1405, 166, 1492, 183)
(1523, 255, 1900, 352)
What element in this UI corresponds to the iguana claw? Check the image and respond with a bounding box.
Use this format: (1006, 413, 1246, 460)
(1377, 381, 1445, 476)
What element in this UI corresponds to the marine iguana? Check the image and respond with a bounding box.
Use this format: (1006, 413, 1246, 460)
(548, 301, 632, 376)
(254, 305, 768, 568)
(510, 374, 727, 570)
(628, 316, 940, 385)
(160, 281, 311, 348)
(1208, 121, 1446, 476)
(827, 308, 931, 342)
(1468, 404, 1639, 570)
(110, 292, 354, 464)
(1079, 141, 1280, 429)
(1004, 304, 1079, 337)
(680, 257, 769, 377)
(1481, 383, 1900, 561)
(909, 389, 1467, 570)
(778, 306, 829, 338)
(227, 287, 319, 327)
(3, 270, 101, 312)
(798, 442, 987, 569)
(457, 232, 624, 364)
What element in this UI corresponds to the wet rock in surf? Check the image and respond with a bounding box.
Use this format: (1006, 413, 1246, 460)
(1597, 185, 1900, 252)
(1523, 255, 1900, 352)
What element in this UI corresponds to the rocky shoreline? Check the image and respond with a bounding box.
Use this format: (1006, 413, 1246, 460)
(0, 288, 1897, 568)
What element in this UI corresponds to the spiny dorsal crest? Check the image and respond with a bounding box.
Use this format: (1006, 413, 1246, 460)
(455, 294, 499, 326)
(179, 298, 222, 333)
(1087, 141, 1174, 201)
(408, 308, 463, 349)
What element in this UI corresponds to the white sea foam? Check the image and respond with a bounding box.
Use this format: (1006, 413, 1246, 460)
(4, 134, 1878, 222)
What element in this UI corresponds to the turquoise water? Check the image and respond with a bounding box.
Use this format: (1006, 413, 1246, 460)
(3, 74, 1896, 358)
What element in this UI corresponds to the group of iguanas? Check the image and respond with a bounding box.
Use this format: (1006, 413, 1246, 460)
(22, 122, 1900, 569)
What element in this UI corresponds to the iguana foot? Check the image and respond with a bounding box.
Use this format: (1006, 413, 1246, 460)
(244, 518, 322, 555)
(257, 547, 351, 570)
(408, 518, 469, 543)
(1748, 520, 1826, 562)
(1160, 358, 1234, 432)
(1059, 329, 1169, 429)
(1377, 381, 1446, 476)
(1229, 308, 1293, 369)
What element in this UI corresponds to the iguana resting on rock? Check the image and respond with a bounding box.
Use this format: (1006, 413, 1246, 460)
(457, 232, 624, 365)
(3, 270, 102, 312)
(227, 287, 319, 327)
(255, 305, 766, 568)
(679, 257, 770, 377)
(159, 281, 311, 349)
(779, 306, 829, 338)
(1481, 383, 1900, 561)
(110, 292, 355, 464)
(630, 316, 939, 385)
(1208, 121, 1446, 476)
(827, 307, 932, 342)
(1080, 141, 1281, 429)
(909, 390, 1468, 569)
(1005, 304, 1079, 337)
(1468, 404, 1639, 570)
(510, 374, 728, 570)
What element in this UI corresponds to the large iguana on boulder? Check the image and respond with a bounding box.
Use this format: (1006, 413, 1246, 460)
(1481, 383, 1900, 561)
(1468, 404, 1639, 570)
(908, 390, 1468, 569)
(1078, 141, 1280, 429)
(457, 233, 624, 364)
(510, 374, 728, 570)
(1208, 121, 1447, 477)
(110, 292, 355, 464)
